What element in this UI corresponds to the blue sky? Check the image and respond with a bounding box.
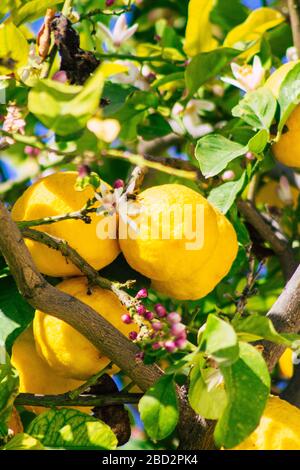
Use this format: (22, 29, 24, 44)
(242, 0, 272, 7)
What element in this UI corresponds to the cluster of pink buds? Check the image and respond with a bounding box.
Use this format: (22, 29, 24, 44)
(122, 288, 188, 356)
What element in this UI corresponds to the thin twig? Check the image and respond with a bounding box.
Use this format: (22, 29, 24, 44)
(288, 0, 300, 57)
(21, 227, 138, 309)
(15, 392, 142, 408)
(68, 362, 114, 400)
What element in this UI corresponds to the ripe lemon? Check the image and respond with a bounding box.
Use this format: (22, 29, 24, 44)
(119, 184, 219, 282)
(33, 277, 137, 380)
(279, 348, 294, 380)
(12, 171, 120, 277)
(256, 180, 299, 208)
(152, 211, 238, 300)
(233, 396, 300, 450)
(266, 61, 300, 168)
(11, 327, 85, 415)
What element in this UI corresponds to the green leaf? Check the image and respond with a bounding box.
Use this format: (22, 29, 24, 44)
(195, 134, 248, 178)
(2, 433, 44, 450)
(12, 0, 62, 26)
(138, 114, 172, 140)
(232, 88, 277, 130)
(0, 277, 34, 354)
(278, 62, 300, 132)
(200, 315, 239, 365)
(188, 364, 227, 420)
(0, 358, 19, 437)
(27, 408, 117, 450)
(214, 342, 270, 449)
(248, 129, 269, 154)
(208, 172, 246, 214)
(75, 172, 101, 192)
(185, 48, 241, 95)
(138, 375, 179, 441)
(28, 67, 104, 136)
(211, 0, 248, 34)
(233, 313, 293, 345)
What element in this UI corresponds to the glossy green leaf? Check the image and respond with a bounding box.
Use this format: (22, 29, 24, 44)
(195, 134, 248, 178)
(27, 408, 117, 450)
(233, 313, 294, 345)
(185, 48, 241, 95)
(278, 62, 300, 132)
(139, 375, 179, 441)
(0, 358, 19, 437)
(214, 342, 270, 449)
(208, 172, 246, 214)
(248, 129, 269, 154)
(28, 67, 104, 136)
(12, 0, 62, 25)
(232, 87, 277, 130)
(188, 364, 227, 420)
(200, 315, 239, 365)
(2, 433, 44, 450)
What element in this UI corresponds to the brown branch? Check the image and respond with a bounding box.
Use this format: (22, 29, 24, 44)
(15, 392, 142, 408)
(237, 200, 298, 281)
(0, 201, 215, 449)
(288, 0, 300, 57)
(262, 265, 300, 371)
(21, 227, 137, 309)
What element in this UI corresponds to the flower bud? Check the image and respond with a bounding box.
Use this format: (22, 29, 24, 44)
(152, 321, 162, 331)
(136, 288, 148, 299)
(152, 342, 161, 350)
(52, 71, 68, 83)
(154, 304, 167, 318)
(129, 331, 138, 341)
(144, 311, 154, 321)
(175, 338, 187, 350)
(167, 312, 181, 324)
(164, 340, 177, 353)
(171, 323, 186, 337)
(121, 314, 132, 325)
(136, 304, 146, 316)
(113, 179, 125, 189)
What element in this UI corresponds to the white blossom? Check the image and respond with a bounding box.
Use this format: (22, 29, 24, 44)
(169, 100, 214, 139)
(98, 15, 138, 48)
(222, 55, 265, 93)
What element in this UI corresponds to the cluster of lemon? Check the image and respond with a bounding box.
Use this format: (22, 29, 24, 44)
(11, 172, 238, 412)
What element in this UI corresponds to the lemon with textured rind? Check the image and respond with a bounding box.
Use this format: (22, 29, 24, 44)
(279, 349, 294, 380)
(233, 396, 300, 450)
(33, 277, 137, 381)
(119, 184, 219, 282)
(265, 62, 300, 168)
(12, 172, 120, 277)
(152, 211, 238, 300)
(11, 327, 85, 415)
(256, 180, 299, 208)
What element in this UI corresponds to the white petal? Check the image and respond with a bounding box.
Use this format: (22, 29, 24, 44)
(97, 22, 114, 43)
(221, 76, 247, 92)
(119, 23, 138, 43)
(112, 15, 127, 39)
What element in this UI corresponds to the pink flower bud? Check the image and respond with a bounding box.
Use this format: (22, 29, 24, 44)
(245, 151, 255, 161)
(105, 0, 115, 5)
(164, 340, 177, 353)
(152, 342, 162, 350)
(175, 338, 187, 349)
(222, 170, 235, 181)
(78, 164, 91, 178)
(136, 288, 148, 299)
(24, 146, 40, 157)
(121, 314, 132, 325)
(167, 312, 181, 324)
(277, 176, 294, 206)
(155, 304, 167, 318)
(136, 304, 146, 316)
(52, 70, 68, 83)
(129, 331, 138, 341)
(113, 179, 125, 189)
(171, 323, 186, 337)
(145, 311, 154, 321)
(152, 321, 162, 331)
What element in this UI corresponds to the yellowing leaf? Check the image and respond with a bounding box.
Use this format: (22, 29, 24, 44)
(224, 7, 284, 58)
(0, 23, 29, 75)
(100, 62, 129, 78)
(184, 0, 218, 57)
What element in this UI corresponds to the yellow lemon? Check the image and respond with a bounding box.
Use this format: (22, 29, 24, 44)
(233, 396, 300, 450)
(11, 327, 85, 415)
(256, 180, 299, 208)
(119, 184, 219, 282)
(265, 62, 300, 168)
(12, 172, 120, 277)
(184, 0, 218, 57)
(33, 277, 137, 381)
(152, 210, 238, 300)
(279, 349, 294, 380)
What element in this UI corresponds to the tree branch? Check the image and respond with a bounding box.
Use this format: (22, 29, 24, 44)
(237, 200, 298, 281)
(15, 392, 142, 408)
(0, 200, 215, 449)
(288, 0, 300, 57)
(262, 265, 300, 371)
